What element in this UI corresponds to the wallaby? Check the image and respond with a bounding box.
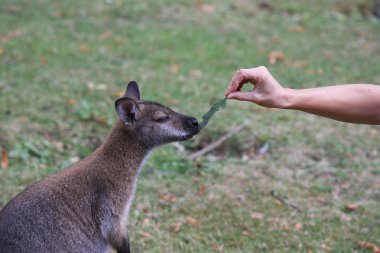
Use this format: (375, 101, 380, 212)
(0, 81, 199, 253)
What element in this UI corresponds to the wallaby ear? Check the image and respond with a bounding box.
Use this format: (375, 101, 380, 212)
(123, 81, 140, 101)
(115, 98, 139, 125)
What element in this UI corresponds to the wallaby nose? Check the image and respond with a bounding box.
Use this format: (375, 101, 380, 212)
(190, 117, 198, 127)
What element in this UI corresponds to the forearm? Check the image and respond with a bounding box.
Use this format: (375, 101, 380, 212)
(281, 84, 380, 124)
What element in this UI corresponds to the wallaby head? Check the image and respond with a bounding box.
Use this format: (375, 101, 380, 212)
(115, 81, 199, 148)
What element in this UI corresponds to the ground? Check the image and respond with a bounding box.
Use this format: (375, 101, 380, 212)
(0, 0, 379, 252)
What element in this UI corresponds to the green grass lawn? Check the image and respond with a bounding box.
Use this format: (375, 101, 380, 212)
(1, 0, 380, 252)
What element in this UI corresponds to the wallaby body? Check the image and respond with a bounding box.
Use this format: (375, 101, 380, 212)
(0, 82, 199, 253)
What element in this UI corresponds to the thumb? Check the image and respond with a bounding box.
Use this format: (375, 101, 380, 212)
(227, 91, 255, 102)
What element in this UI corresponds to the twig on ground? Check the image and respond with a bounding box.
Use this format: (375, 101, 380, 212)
(270, 190, 302, 213)
(188, 123, 246, 160)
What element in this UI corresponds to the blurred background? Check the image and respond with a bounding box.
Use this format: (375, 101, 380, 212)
(1, 0, 379, 252)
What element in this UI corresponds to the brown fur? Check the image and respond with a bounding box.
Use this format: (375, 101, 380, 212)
(0, 82, 199, 253)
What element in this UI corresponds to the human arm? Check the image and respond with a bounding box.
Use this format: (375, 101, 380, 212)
(225, 66, 380, 125)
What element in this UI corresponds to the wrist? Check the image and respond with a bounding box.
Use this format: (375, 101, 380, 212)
(277, 88, 297, 109)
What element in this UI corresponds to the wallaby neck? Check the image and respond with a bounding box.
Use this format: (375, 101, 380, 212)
(95, 120, 151, 177)
(84, 120, 151, 229)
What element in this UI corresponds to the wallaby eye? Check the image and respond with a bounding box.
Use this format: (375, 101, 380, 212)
(153, 111, 169, 123)
(156, 116, 169, 123)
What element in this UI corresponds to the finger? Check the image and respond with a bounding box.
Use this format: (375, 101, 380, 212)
(225, 70, 246, 96)
(240, 67, 263, 82)
(225, 67, 264, 96)
(227, 91, 255, 102)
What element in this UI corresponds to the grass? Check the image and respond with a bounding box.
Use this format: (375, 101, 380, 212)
(1, 0, 380, 252)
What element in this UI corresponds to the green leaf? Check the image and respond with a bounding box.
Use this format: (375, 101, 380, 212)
(199, 97, 227, 130)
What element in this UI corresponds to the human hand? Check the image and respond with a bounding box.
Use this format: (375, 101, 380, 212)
(225, 66, 288, 108)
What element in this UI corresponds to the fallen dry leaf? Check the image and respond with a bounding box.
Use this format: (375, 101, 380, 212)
(287, 24, 305, 33)
(98, 31, 113, 40)
(6, 4, 22, 13)
(53, 141, 64, 151)
(189, 69, 202, 78)
(323, 50, 334, 60)
(169, 222, 182, 233)
(372, 182, 380, 189)
(93, 116, 108, 125)
(307, 68, 324, 75)
(242, 229, 250, 236)
(186, 216, 199, 226)
(345, 203, 358, 211)
(294, 223, 303, 230)
(39, 56, 47, 65)
(9, 29, 23, 38)
(317, 196, 327, 204)
(198, 3, 216, 13)
(245, 147, 256, 158)
(358, 241, 380, 253)
(140, 231, 152, 239)
(167, 64, 180, 75)
(275, 199, 283, 206)
(268, 50, 286, 65)
(320, 243, 332, 251)
(339, 212, 351, 222)
(87, 82, 107, 90)
(1, 148, 9, 169)
(197, 184, 206, 196)
(113, 90, 126, 98)
(79, 44, 90, 53)
(0, 29, 23, 42)
(280, 224, 290, 230)
(211, 244, 223, 252)
(159, 193, 178, 203)
(18, 116, 28, 123)
(50, 11, 66, 18)
(250, 212, 264, 220)
(288, 60, 308, 69)
(164, 98, 180, 106)
(66, 98, 76, 106)
(0, 47, 4, 55)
